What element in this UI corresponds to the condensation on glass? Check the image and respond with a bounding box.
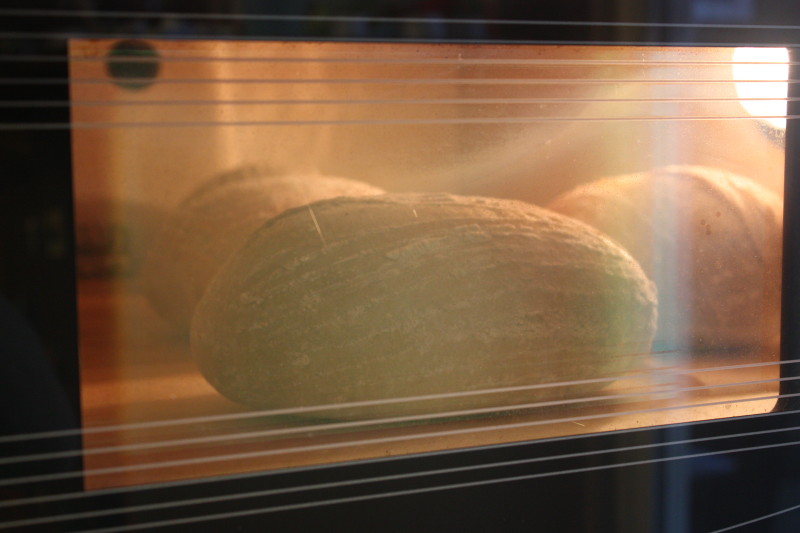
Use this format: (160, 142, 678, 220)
(68, 40, 787, 490)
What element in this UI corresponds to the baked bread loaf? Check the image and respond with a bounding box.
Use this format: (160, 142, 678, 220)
(191, 193, 658, 418)
(141, 167, 384, 332)
(548, 165, 783, 355)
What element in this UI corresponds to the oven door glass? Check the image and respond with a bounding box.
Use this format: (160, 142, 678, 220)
(69, 39, 786, 489)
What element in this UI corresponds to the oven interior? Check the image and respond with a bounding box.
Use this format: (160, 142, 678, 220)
(67, 39, 787, 490)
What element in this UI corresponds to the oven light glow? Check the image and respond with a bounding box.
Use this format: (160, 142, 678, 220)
(732, 47, 789, 130)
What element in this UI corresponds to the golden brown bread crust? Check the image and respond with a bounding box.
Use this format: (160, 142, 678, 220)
(548, 165, 783, 354)
(191, 193, 658, 419)
(141, 167, 384, 332)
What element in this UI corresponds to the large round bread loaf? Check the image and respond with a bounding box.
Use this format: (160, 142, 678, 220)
(141, 167, 384, 332)
(191, 193, 658, 419)
(548, 165, 782, 355)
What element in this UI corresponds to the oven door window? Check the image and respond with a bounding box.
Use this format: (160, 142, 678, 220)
(68, 40, 786, 489)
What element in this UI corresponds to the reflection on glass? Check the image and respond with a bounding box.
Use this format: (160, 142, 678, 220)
(69, 41, 785, 490)
(732, 47, 789, 130)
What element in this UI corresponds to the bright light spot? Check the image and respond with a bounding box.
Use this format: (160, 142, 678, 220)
(732, 47, 789, 130)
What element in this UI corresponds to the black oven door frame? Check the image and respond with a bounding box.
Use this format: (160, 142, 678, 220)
(3, 4, 800, 532)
